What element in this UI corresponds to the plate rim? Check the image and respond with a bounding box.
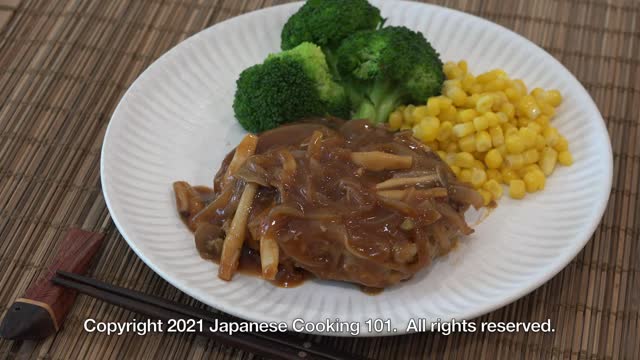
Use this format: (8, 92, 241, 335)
(100, 0, 613, 336)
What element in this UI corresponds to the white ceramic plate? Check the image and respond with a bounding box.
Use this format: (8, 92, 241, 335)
(101, 0, 612, 336)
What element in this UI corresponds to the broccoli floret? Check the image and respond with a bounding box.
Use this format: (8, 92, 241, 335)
(281, 0, 383, 71)
(336, 26, 445, 124)
(233, 42, 349, 133)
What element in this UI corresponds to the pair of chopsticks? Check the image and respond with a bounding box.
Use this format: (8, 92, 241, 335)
(52, 272, 368, 360)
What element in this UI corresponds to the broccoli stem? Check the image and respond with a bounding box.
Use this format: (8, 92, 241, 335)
(353, 79, 404, 123)
(323, 48, 340, 80)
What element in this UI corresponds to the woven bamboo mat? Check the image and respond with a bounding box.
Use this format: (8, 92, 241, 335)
(0, 0, 638, 358)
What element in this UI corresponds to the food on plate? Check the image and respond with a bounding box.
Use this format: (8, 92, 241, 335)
(281, 0, 383, 63)
(388, 61, 573, 203)
(233, 42, 349, 133)
(233, 0, 444, 132)
(173, 118, 483, 289)
(178, 0, 576, 291)
(335, 26, 444, 124)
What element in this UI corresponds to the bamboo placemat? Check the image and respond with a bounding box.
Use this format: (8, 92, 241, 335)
(0, 0, 638, 359)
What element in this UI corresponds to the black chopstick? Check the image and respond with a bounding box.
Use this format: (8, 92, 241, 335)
(52, 271, 369, 360)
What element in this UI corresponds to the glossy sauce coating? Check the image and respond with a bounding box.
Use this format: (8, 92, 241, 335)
(176, 118, 482, 289)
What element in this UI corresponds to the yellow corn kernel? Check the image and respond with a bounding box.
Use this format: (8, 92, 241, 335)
(443, 61, 456, 73)
(458, 60, 468, 73)
(424, 116, 440, 128)
(517, 165, 539, 180)
(476, 95, 494, 113)
(517, 95, 541, 120)
(473, 115, 489, 131)
(469, 83, 483, 94)
(492, 69, 507, 78)
(540, 102, 555, 117)
(425, 98, 439, 117)
(477, 70, 499, 84)
(543, 127, 560, 147)
(558, 150, 573, 166)
(461, 74, 476, 92)
(439, 105, 458, 123)
(523, 170, 546, 192)
(452, 122, 475, 138)
(516, 167, 529, 178)
(484, 149, 503, 169)
(400, 124, 412, 130)
(462, 93, 476, 108)
(500, 102, 516, 119)
(445, 142, 459, 153)
(439, 96, 454, 109)
(444, 63, 463, 80)
(457, 109, 478, 123)
(446, 87, 468, 107)
(554, 136, 569, 152)
(459, 134, 477, 153)
(544, 90, 563, 107)
(459, 169, 472, 183)
(496, 144, 508, 156)
(437, 121, 453, 142)
(444, 153, 456, 166)
(494, 92, 509, 108)
(450, 165, 461, 177)
(505, 153, 525, 169)
(518, 117, 532, 128)
(535, 115, 550, 128)
(487, 126, 504, 147)
(483, 179, 503, 200)
(539, 147, 558, 175)
(443, 79, 462, 89)
(413, 121, 439, 142)
(413, 105, 430, 120)
(483, 112, 499, 127)
(487, 169, 503, 183)
(535, 134, 546, 151)
(519, 128, 536, 149)
(485, 79, 508, 92)
(478, 189, 492, 206)
(472, 159, 486, 170)
(505, 134, 525, 154)
(503, 123, 518, 137)
(505, 87, 521, 102)
(455, 152, 475, 168)
(496, 112, 509, 125)
(403, 105, 416, 124)
(502, 168, 520, 183)
(527, 122, 542, 134)
(426, 141, 439, 151)
(523, 149, 540, 164)
(475, 131, 492, 152)
(523, 164, 541, 174)
(509, 179, 526, 199)
(388, 111, 404, 130)
(513, 79, 528, 96)
(531, 88, 545, 100)
(470, 168, 487, 187)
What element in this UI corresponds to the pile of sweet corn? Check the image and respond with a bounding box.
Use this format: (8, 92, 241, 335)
(388, 60, 573, 204)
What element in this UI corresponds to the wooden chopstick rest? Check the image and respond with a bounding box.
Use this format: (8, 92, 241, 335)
(0, 228, 104, 340)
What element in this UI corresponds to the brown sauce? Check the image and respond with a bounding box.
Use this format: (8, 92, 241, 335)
(174, 118, 484, 291)
(178, 194, 310, 288)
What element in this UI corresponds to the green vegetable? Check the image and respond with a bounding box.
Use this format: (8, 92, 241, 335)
(336, 26, 445, 124)
(233, 42, 349, 133)
(281, 0, 383, 72)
